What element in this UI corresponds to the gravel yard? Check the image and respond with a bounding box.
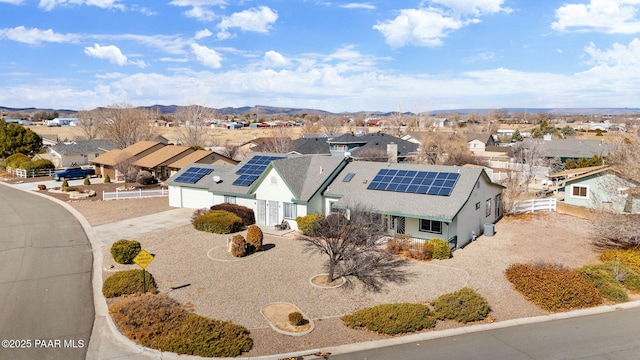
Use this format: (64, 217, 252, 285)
(98, 208, 604, 357)
(17, 181, 612, 357)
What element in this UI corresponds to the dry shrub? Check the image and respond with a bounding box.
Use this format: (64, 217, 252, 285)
(600, 249, 640, 274)
(210, 203, 255, 226)
(109, 293, 253, 357)
(246, 224, 263, 251)
(505, 262, 602, 312)
(341, 303, 436, 335)
(190, 208, 210, 224)
(230, 234, 247, 257)
(288, 311, 305, 326)
(193, 210, 243, 234)
(386, 237, 450, 261)
(102, 269, 157, 298)
(431, 287, 491, 323)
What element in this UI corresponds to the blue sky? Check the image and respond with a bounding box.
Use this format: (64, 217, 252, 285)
(1, 0, 639, 113)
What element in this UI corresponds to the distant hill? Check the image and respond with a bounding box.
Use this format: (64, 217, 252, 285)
(3, 105, 640, 117)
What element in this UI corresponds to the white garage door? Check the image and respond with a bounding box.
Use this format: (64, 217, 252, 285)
(181, 188, 214, 209)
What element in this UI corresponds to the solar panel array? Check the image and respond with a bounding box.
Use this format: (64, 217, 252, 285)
(232, 155, 285, 186)
(367, 169, 460, 196)
(174, 167, 213, 184)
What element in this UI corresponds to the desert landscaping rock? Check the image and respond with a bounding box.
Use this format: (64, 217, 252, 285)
(261, 302, 315, 336)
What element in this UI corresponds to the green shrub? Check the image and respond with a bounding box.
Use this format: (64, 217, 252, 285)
(505, 263, 602, 312)
(103, 174, 110, 183)
(194, 210, 243, 234)
(102, 269, 157, 297)
(210, 203, 255, 226)
(601, 249, 640, 274)
(288, 311, 305, 326)
(296, 214, 324, 236)
(61, 179, 69, 188)
(63, 186, 78, 192)
(3, 153, 30, 168)
(431, 287, 491, 323)
(341, 303, 436, 335)
(109, 294, 252, 357)
(246, 224, 263, 251)
(230, 234, 247, 257)
(579, 263, 629, 302)
(83, 177, 90, 186)
(430, 239, 451, 260)
(110, 239, 142, 264)
(23, 158, 54, 170)
(153, 313, 253, 357)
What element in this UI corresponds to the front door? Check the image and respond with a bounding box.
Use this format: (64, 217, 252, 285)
(394, 216, 405, 234)
(257, 200, 266, 225)
(269, 201, 279, 226)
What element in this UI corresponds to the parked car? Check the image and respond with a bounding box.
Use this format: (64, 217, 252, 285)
(53, 167, 95, 181)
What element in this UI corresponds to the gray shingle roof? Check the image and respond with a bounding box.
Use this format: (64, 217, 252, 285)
(50, 139, 114, 155)
(523, 138, 609, 158)
(324, 161, 492, 221)
(290, 137, 331, 155)
(272, 156, 346, 201)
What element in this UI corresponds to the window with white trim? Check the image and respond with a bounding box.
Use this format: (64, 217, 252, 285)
(485, 199, 491, 217)
(283, 202, 296, 219)
(419, 219, 442, 234)
(572, 185, 588, 198)
(224, 195, 236, 204)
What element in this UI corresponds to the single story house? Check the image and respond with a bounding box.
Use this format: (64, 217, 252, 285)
(465, 133, 498, 152)
(168, 153, 504, 249)
(47, 139, 115, 168)
(133, 145, 196, 180)
(558, 166, 639, 213)
(91, 141, 165, 180)
(327, 132, 418, 162)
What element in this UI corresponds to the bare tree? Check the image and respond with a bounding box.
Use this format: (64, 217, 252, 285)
(321, 115, 344, 135)
(510, 140, 545, 192)
(298, 206, 410, 292)
(96, 103, 156, 149)
(260, 126, 293, 153)
(76, 109, 103, 140)
(174, 104, 214, 147)
(414, 131, 468, 165)
(114, 152, 136, 184)
(591, 212, 640, 249)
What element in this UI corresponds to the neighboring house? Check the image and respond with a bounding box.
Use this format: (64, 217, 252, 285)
(91, 141, 165, 180)
(45, 117, 80, 127)
(47, 139, 115, 168)
(327, 133, 418, 162)
(168, 153, 504, 248)
(522, 138, 609, 162)
(167, 149, 238, 176)
(133, 145, 195, 179)
(323, 161, 504, 248)
(555, 166, 639, 213)
(465, 133, 497, 152)
(289, 137, 332, 155)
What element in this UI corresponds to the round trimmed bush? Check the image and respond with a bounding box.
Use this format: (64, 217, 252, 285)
(431, 287, 491, 323)
(136, 170, 155, 185)
(430, 239, 451, 260)
(83, 177, 91, 186)
(194, 210, 243, 234)
(296, 214, 324, 236)
(246, 224, 263, 251)
(3, 153, 30, 169)
(61, 179, 69, 188)
(210, 203, 255, 226)
(111, 239, 142, 264)
(103, 174, 111, 183)
(288, 312, 305, 326)
(230, 234, 247, 257)
(341, 303, 436, 335)
(102, 269, 157, 297)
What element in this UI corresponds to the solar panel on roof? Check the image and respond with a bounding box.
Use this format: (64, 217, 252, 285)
(232, 155, 285, 186)
(366, 169, 460, 196)
(174, 167, 213, 184)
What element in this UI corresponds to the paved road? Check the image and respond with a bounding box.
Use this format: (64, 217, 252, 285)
(0, 183, 94, 360)
(327, 307, 640, 360)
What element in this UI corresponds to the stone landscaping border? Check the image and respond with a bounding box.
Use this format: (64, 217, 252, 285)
(261, 302, 315, 336)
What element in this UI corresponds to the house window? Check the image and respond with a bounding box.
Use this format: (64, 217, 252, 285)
(486, 199, 491, 217)
(476, 202, 480, 210)
(495, 194, 502, 217)
(284, 202, 296, 219)
(419, 219, 442, 234)
(572, 185, 588, 198)
(224, 196, 236, 204)
(334, 145, 347, 151)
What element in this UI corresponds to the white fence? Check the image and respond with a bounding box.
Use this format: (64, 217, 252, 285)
(513, 198, 557, 214)
(103, 188, 169, 201)
(10, 168, 56, 178)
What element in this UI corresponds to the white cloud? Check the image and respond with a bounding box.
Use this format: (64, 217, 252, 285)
(340, 3, 376, 10)
(430, 0, 512, 15)
(38, 0, 125, 11)
(374, 7, 472, 48)
(0, 26, 79, 44)
(84, 43, 129, 66)
(195, 29, 213, 40)
(169, 0, 226, 21)
(263, 50, 290, 68)
(552, 0, 640, 33)
(191, 43, 222, 68)
(217, 6, 278, 35)
(584, 38, 640, 68)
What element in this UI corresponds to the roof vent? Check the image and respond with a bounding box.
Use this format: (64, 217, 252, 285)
(213, 175, 221, 183)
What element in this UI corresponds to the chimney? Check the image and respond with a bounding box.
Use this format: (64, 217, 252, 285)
(387, 142, 398, 163)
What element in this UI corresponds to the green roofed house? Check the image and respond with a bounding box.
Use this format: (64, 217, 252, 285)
(168, 153, 505, 249)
